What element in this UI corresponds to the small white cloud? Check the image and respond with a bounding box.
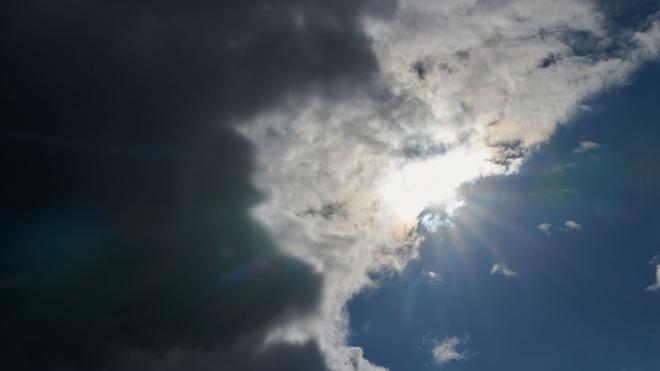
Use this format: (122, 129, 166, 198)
(573, 140, 602, 154)
(422, 269, 443, 283)
(563, 220, 583, 231)
(646, 265, 660, 292)
(431, 335, 468, 366)
(490, 263, 518, 277)
(537, 222, 552, 235)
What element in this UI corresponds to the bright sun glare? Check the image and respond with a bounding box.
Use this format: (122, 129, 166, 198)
(380, 147, 493, 223)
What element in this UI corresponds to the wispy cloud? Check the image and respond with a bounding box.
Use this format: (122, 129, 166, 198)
(647, 255, 660, 292)
(546, 163, 577, 173)
(362, 321, 373, 334)
(573, 140, 602, 154)
(537, 222, 552, 235)
(490, 263, 518, 277)
(563, 220, 583, 231)
(431, 335, 468, 366)
(422, 269, 443, 283)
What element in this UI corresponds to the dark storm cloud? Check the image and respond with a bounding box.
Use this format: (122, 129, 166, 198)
(113, 338, 329, 371)
(0, 0, 384, 370)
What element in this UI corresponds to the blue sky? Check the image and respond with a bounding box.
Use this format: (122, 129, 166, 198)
(348, 62, 660, 371)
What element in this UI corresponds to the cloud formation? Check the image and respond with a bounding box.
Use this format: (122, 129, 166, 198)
(564, 220, 584, 231)
(537, 222, 552, 235)
(573, 140, 603, 154)
(430, 336, 468, 366)
(3, 1, 660, 370)
(1, 0, 380, 370)
(422, 269, 443, 283)
(647, 265, 660, 292)
(491, 263, 519, 277)
(240, 2, 660, 369)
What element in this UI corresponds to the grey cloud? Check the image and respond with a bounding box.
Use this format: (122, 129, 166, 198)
(399, 135, 450, 160)
(0, 0, 381, 370)
(113, 340, 329, 371)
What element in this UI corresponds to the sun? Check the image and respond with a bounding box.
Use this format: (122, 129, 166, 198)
(380, 146, 493, 223)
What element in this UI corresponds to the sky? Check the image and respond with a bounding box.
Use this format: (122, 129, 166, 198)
(1, 1, 660, 371)
(348, 60, 660, 371)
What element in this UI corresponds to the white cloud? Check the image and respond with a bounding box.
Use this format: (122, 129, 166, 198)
(422, 269, 443, 283)
(490, 263, 518, 277)
(563, 220, 583, 231)
(573, 140, 602, 154)
(238, 3, 660, 370)
(647, 265, 660, 292)
(537, 222, 552, 235)
(431, 335, 468, 366)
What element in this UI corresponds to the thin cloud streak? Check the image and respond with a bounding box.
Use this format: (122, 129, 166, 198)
(573, 140, 603, 154)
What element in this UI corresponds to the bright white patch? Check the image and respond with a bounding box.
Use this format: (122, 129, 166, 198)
(380, 146, 496, 222)
(573, 140, 602, 154)
(490, 263, 518, 277)
(431, 336, 468, 365)
(537, 222, 552, 235)
(564, 220, 583, 231)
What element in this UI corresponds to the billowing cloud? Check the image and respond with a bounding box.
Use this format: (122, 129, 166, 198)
(564, 220, 584, 231)
(0, 0, 380, 370)
(537, 222, 552, 235)
(430, 335, 469, 366)
(573, 140, 603, 154)
(490, 263, 518, 277)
